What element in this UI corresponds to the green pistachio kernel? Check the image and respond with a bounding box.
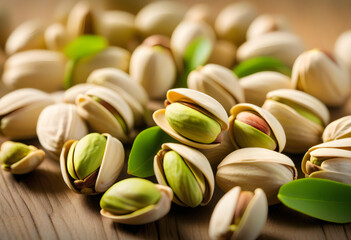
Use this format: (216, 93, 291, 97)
(165, 103, 221, 144)
(0, 141, 31, 170)
(100, 178, 161, 215)
(163, 150, 204, 207)
(310, 156, 328, 166)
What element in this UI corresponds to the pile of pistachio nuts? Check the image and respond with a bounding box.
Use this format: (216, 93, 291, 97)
(1, 1, 351, 239)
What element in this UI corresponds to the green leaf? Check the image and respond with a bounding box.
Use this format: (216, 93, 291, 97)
(64, 35, 108, 61)
(127, 126, 178, 178)
(278, 178, 351, 223)
(233, 56, 291, 78)
(63, 59, 77, 89)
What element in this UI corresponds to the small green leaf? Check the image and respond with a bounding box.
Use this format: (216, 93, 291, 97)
(127, 126, 178, 178)
(278, 178, 351, 223)
(64, 35, 108, 61)
(233, 56, 291, 78)
(63, 59, 77, 89)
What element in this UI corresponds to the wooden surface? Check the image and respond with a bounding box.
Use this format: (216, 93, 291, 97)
(1, 0, 351, 239)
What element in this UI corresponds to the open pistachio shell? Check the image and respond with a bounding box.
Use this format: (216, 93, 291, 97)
(76, 86, 134, 142)
(187, 64, 245, 113)
(101, 184, 173, 224)
(322, 116, 351, 142)
(60, 133, 124, 194)
(262, 89, 329, 153)
(301, 138, 351, 184)
(63, 83, 96, 104)
(0, 88, 55, 139)
(154, 143, 215, 206)
(153, 88, 228, 149)
(334, 30, 351, 78)
(229, 103, 286, 152)
(216, 147, 297, 205)
(37, 103, 88, 160)
(66, 1, 95, 39)
(209, 187, 268, 240)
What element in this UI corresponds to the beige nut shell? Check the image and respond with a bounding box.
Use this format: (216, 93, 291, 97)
(322, 116, 351, 142)
(229, 103, 286, 152)
(60, 133, 125, 194)
(154, 143, 215, 206)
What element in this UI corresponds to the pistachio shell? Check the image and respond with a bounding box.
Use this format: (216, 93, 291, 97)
(100, 184, 173, 224)
(60, 133, 124, 194)
(334, 30, 351, 78)
(291, 49, 351, 107)
(237, 32, 305, 67)
(0, 88, 55, 139)
(187, 64, 245, 113)
(63, 83, 96, 104)
(9, 146, 45, 175)
(209, 187, 267, 240)
(216, 147, 297, 205)
(5, 20, 45, 55)
(2, 50, 66, 92)
(154, 143, 215, 206)
(229, 103, 286, 152)
(183, 3, 216, 27)
(66, 1, 95, 39)
(206, 40, 237, 68)
(44, 23, 70, 51)
(37, 103, 88, 160)
(323, 116, 351, 142)
(239, 71, 292, 106)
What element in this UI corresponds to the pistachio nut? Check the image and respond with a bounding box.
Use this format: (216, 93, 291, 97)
(334, 30, 351, 78)
(323, 116, 351, 142)
(100, 178, 173, 224)
(66, 1, 95, 39)
(229, 103, 286, 152)
(262, 89, 330, 153)
(153, 88, 228, 149)
(0, 88, 55, 139)
(37, 103, 88, 160)
(187, 64, 245, 113)
(5, 20, 45, 55)
(183, 3, 216, 27)
(239, 71, 292, 106)
(291, 49, 351, 107)
(237, 32, 305, 67)
(76, 86, 134, 142)
(2, 50, 66, 92)
(246, 14, 291, 40)
(135, 1, 187, 38)
(209, 186, 268, 240)
(215, 2, 258, 46)
(0, 141, 45, 174)
(87, 68, 149, 127)
(63, 83, 96, 104)
(44, 23, 70, 51)
(216, 147, 297, 205)
(70, 46, 130, 85)
(60, 132, 124, 194)
(95, 10, 136, 49)
(154, 143, 214, 207)
(129, 36, 176, 100)
(207, 40, 237, 68)
(301, 138, 351, 185)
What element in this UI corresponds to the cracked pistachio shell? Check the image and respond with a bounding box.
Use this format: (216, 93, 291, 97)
(246, 14, 291, 40)
(37, 103, 88, 160)
(323, 116, 351, 142)
(95, 10, 136, 49)
(66, 1, 95, 39)
(76, 86, 134, 142)
(301, 138, 351, 185)
(229, 103, 286, 152)
(63, 83, 96, 104)
(130, 44, 176, 100)
(2, 50, 66, 92)
(187, 64, 244, 113)
(262, 89, 329, 153)
(291, 49, 351, 107)
(5, 20, 45, 55)
(153, 88, 229, 149)
(0, 141, 45, 174)
(135, 1, 186, 38)
(100, 178, 173, 224)
(154, 143, 214, 207)
(237, 32, 305, 67)
(239, 71, 292, 106)
(183, 3, 216, 27)
(215, 2, 257, 46)
(209, 187, 267, 240)
(71, 46, 130, 85)
(87, 68, 149, 127)
(216, 148, 297, 205)
(44, 23, 70, 51)
(334, 30, 351, 78)
(0, 88, 55, 139)
(60, 133, 124, 194)
(207, 40, 237, 68)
